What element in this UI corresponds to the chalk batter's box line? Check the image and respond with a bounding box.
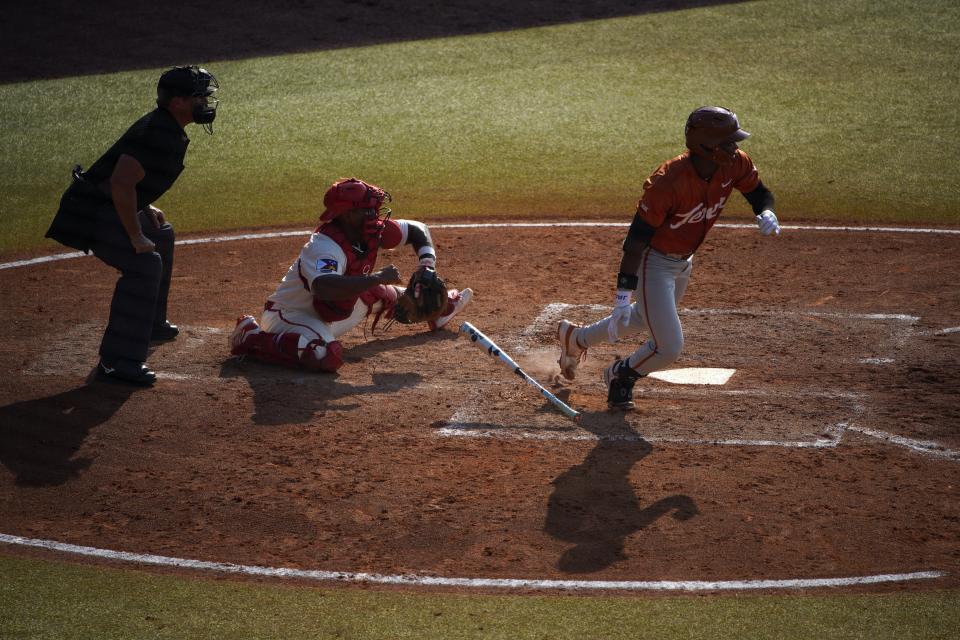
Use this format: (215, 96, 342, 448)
(446, 302, 946, 454)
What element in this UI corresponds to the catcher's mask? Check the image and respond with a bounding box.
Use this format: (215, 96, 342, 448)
(157, 65, 220, 134)
(684, 106, 749, 166)
(319, 177, 392, 222)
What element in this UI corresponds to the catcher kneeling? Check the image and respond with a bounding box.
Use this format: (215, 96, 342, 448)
(229, 177, 472, 372)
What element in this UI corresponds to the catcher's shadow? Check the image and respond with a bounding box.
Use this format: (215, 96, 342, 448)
(0, 378, 136, 486)
(219, 359, 425, 427)
(544, 410, 699, 574)
(344, 327, 460, 360)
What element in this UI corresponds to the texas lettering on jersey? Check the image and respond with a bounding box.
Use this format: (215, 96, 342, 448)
(636, 150, 761, 256)
(669, 196, 726, 230)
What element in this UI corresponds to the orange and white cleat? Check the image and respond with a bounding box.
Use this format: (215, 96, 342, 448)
(557, 319, 586, 380)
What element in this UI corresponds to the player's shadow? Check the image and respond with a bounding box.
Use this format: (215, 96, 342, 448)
(219, 348, 435, 428)
(0, 378, 136, 487)
(544, 409, 699, 574)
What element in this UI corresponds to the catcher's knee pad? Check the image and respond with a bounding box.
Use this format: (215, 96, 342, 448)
(299, 338, 344, 372)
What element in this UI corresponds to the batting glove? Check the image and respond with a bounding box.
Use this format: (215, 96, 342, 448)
(608, 290, 633, 343)
(757, 210, 781, 236)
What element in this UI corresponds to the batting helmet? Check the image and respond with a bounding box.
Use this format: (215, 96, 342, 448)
(320, 178, 391, 222)
(684, 106, 750, 165)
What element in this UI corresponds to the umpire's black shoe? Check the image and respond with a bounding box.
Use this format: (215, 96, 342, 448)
(97, 359, 157, 386)
(151, 321, 179, 343)
(603, 357, 642, 410)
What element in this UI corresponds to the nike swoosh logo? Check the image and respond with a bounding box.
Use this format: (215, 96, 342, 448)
(721, 179, 732, 188)
(101, 364, 115, 374)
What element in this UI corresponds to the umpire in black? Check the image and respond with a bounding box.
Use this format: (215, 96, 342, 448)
(45, 65, 220, 385)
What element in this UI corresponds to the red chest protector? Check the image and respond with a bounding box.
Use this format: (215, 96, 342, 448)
(310, 221, 381, 322)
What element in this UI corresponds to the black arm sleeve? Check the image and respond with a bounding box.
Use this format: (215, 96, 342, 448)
(743, 181, 775, 216)
(404, 220, 433, 252)
(622, 213, 656, 253)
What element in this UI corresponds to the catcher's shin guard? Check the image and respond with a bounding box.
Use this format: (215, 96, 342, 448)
(603, 357, 642, 410)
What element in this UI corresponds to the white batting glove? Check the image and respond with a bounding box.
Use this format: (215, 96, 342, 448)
(608, 290, 633, 343)
(757, 210, 781, 236)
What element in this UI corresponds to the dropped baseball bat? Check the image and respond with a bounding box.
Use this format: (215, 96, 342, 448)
(459, 321, 581, 422)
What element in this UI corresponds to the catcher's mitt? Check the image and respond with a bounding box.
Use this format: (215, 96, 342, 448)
(393, 267, 448, 324)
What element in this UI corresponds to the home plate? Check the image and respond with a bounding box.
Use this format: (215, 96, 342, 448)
(648, 367, 736, 385)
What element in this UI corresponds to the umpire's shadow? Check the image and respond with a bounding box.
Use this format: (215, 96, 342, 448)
(0, 378, 136, 487)
(544, 409, 699, 574)
(218, 330, 451, 426)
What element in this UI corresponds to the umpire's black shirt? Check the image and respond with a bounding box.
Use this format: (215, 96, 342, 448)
(46, 107, 189, 253)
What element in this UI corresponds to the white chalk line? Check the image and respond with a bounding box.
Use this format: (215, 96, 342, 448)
(684, 307, 920, 323)
(6, 222, 959, 271)
(0, 533, 944, 592)
(437, 423, 848, 449)
(847, 426, 960, 461)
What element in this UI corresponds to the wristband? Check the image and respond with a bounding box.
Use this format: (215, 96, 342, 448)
(614, 289, 633, 307)
(417, 246, 436, 268)
(616, 272, 639, 290)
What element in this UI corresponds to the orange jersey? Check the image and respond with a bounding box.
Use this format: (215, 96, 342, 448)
(636, 149, 760, 256)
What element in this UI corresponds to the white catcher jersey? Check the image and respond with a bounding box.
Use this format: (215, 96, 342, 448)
(266, 221, 410, 313)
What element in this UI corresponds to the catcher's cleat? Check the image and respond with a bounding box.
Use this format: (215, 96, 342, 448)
(557, 319, 586, 380)
(96, 359, 156, 386)
(603, 357, 642, 410)
(150, 321, 179, 343)
(229, 315, 261, 355)
(429, 288, 473, 331)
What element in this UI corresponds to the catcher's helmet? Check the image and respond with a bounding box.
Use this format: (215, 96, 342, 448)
(684, 106, 750, 165)
(320, 178, 391, 222)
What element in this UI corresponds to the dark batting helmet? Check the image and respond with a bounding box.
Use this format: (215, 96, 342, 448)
(684, 106, 750, 166)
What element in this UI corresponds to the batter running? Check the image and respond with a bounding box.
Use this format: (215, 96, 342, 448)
(557, 106, 781, 409)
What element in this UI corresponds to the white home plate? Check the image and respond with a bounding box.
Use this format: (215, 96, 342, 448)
(648, 367, 736, 385)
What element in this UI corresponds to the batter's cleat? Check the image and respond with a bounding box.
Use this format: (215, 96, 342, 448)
(96, 359, 156, 386)
(429, 288, 474, 331)
(229, 315, 261, 355)
(557, 319, 587, 380)
(603, 357, 642, 410)
(150, 321, 179, 343)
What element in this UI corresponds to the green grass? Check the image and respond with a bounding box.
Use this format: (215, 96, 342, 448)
(1, 555, 958, 640)
(1, 0, 958, 255)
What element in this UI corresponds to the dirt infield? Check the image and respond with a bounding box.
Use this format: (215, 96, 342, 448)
(1, 223, 959, 593)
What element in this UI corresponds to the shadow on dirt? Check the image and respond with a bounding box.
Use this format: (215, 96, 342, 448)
(544, 409, 699, 573)
(0, 378, 136, 487)
(2, 0, 747, 84)
(217, 330, 451, 425)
